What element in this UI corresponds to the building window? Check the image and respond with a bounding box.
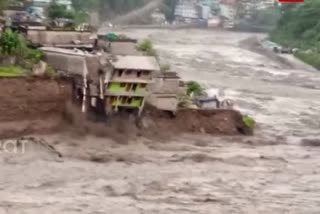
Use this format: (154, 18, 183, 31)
(143, 71, 149, 76)
(127, 97, 133, 104)
(126, 70, 132, 75)
(132, 84, 138, 91)
(126, 83, 131, 92)
(118, 70, 123, 77)
(120, 83, 126, 88)
(137, 71, 142, 78)
(140, 84, 147, 89)
(121, 96, 126, 104)
(109, 97, 115, 104)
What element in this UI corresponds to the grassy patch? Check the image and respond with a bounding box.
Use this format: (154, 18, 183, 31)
(0, 66, 26, 77)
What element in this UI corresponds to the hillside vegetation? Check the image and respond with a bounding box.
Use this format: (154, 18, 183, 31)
(236, 6, 281, 32)
(72, 0, 177, 20)
(270, 1, 320, 69)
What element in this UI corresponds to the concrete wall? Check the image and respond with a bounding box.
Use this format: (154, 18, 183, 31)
(148, 95, 178, 112)
(3, 10, 24, 18)
(151, 78, 180, 94)
(110, 42, 140, 55)
(27, 30, 93, 45)
(44, 52, 85, 75)
(43, 51, 100, 79)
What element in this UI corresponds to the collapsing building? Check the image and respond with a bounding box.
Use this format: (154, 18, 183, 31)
(41, 46, 161, 116)
(105, 56, 160, 115)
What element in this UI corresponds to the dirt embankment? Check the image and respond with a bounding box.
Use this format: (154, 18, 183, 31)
(141, 106, 251, 136)
(0, 77, 251, 140)
(64, 103, 251, 144)
(0, 77, 71, 138)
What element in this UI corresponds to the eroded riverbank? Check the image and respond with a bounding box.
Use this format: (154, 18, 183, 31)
(1, 29, 320, 213)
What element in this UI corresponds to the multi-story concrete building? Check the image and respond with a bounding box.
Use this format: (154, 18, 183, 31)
(219, 0, 237, 28)
(105, 56, 160, 115)
(241, 0, 276, 13)
(148, 72, 183, 114)
(174, 0, 199, 22)
(31, 0, 72, 10)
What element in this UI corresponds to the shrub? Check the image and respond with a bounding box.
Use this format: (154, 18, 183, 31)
(48, 3, 75, 20)
(186, 81, 203, 97)
(242, 115, 256, 129)
(0, 29, 20, 55)
(26, 48, 44, 64)
(137, 39, 157, 57)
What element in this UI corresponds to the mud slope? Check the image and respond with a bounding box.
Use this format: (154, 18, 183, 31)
(0, 77, 71, 138)
(142, 105, 250, 136)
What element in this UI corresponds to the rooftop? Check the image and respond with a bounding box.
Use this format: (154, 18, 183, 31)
(156, 72, 180, 79)
(40, 47, 95, 57)
(111, 56, 160, 71)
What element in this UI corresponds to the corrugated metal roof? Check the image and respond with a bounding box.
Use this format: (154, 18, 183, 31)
(111, 56, 160, 71)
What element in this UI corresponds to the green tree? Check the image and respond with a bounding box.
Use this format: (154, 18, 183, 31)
(0, 29, 20, 55)
(270, 0, 320, 68)
(271, 0, 320, 48)
(71, 0, 150, 20)
(48, 2, 75, 19)
(186, 81, 203, 97)
(0, 0, 8, 13)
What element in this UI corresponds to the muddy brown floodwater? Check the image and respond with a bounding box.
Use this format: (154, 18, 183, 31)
(1, 29, 320, 214)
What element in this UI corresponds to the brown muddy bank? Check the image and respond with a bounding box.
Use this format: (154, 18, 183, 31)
(0, 77, 72, 139)
(0, 77, 250, 140)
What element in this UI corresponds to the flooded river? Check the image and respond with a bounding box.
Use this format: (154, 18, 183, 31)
(1, 29, 320, 214)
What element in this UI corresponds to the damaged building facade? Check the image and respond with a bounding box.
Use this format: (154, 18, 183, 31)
(105, 56, 160, 115)
(41, 46, 162, 116)
(148, 72, 183, 113)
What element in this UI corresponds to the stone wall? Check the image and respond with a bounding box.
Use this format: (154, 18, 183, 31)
(27, 30, 93, 45)
(147, 95, 178, 112)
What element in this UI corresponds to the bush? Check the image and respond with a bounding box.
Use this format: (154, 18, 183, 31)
(242, 115, 256, 129)
(186, 81, 203, 97)
(0, 29, 20, 55)
(26, 48, 44, 64)
(137, 39, 157, 57)
(48, 3, 74, 19)
(0, 29, 44, 70)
